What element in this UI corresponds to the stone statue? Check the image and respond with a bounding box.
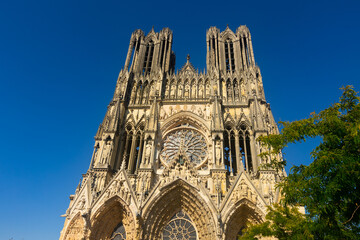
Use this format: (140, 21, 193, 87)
(234, 82, 239, 100)
(215, 141, 221, 165)
(191, 85, 196, 98)
(185, 84, 190, 98)
(199, 85, 203, 98)
(145, 141, 152, 164)
(227, 82, 232, 99)
(170, 85, 175, 98)
(178, 85, 183, 98)
(165, 85, 169, 98)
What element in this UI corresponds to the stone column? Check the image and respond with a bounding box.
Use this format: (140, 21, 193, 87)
(242, 134, 249, 171)
(135, 134, 144, 171)
(115, 137, 126, 170)
(234, 39, 242, 71)
(234, 131, 243, 173)
(227, 132, 233, 176)
(214, 36, 219, 68)
(241, 37, 247, 68)
(127, 134, 137, 173)
(250, 134, 258, 172)
(124, 41, 134, 70)
(248, 35, 255, 66)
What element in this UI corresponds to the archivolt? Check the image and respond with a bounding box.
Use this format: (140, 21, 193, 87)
(161, 111, 209, 136)
(89, 196, 136, 240)
(223, 198, 264, 239)
(142, 179, 217, 240)
(62, 213, 85, 240)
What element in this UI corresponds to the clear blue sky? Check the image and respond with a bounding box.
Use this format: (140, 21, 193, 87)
(0, 0, 359, 239)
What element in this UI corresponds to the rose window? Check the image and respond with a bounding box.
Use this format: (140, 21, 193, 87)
(162, 210, 197, 240)
(160, 129, 207, 166)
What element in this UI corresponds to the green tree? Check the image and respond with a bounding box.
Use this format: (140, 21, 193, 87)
(240, 86, 360, 240)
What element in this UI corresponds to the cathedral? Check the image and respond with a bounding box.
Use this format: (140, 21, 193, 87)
(59, 25, 286, 240)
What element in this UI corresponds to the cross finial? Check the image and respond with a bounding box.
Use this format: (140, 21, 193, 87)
(187, 54, 190, 62)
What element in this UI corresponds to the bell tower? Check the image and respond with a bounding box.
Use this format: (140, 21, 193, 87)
(207, 25, 255, 73)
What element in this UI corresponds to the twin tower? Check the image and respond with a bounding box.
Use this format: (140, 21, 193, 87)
(60, 26, 285, 240)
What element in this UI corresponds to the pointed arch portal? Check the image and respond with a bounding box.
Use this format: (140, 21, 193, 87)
(142, 179, 217, 240)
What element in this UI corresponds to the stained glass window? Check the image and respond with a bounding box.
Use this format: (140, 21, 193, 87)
(110, 222, 126, 240)
(162, 211, 197, 240)
(160, 129, 207, 166)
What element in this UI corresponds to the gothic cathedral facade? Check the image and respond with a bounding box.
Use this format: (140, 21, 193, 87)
(59, 26, 285, 240)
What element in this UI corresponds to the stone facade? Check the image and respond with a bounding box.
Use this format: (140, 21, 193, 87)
(59, 26, 286, 240)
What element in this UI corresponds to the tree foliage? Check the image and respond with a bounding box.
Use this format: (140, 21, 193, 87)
(240, 86, 360, 239)
(239, 204, 314, 240)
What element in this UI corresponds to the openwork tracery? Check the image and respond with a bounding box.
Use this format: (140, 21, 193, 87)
(223, 124, 254, 174)
(160, 129, 207, 166)
(118, 123, 145, 173)
(162, 210, 197, 240)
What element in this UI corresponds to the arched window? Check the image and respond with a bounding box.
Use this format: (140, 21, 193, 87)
(225, 38, 235, 73)
(159, 39, 166, 69)
(224, 126, 237, 175)
(162, 210, 197, 240)
(239, 125, 253, 172)
(110, 222, 126, 240)
(143, 40, 154, 75)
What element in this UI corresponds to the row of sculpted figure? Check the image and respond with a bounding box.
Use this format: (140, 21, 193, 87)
(164, 79, 211, 100)
(129, 78, 260, 104)
(222, 78, 247, 103)
(131, 80, 156, 105)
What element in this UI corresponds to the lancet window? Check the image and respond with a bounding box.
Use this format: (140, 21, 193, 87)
(223, 124, 254, 174)
(119, 124, 145, 173)
(239, 36, 252, 68)
(243, 36, 251, 66)
(224, 127, 237, 175)
(209, 36, 217, 68)
(159, 39, 169, 70)
(110, 222, 126, 240)
(225, 38, 235, 73)
(162, 210, 197, 240)
(239, 125, 253, 172)
(128, 38, 141, 71)
(143, 40, 154, 75)
(210, 36, 216, 51)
